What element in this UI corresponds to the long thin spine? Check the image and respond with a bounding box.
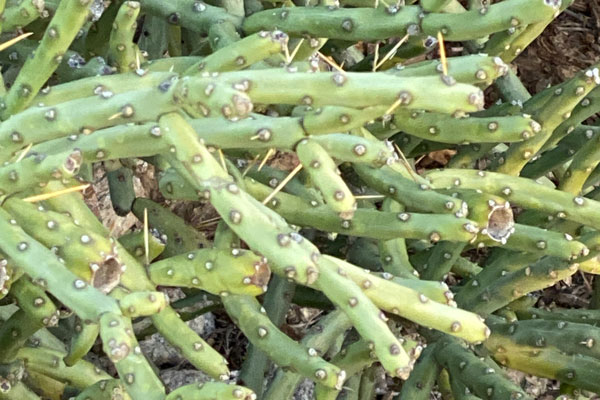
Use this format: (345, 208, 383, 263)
(132, 198, 211, 258)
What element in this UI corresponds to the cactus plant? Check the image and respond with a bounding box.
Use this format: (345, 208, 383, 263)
(1, 0, 599, 399)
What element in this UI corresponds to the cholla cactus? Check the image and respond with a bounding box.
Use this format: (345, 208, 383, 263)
(0, 0, 599, 399)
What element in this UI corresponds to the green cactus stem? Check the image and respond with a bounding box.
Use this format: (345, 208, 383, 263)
(1, 0, 44, 33)
(32, 71, 174, 107)
(98, 312, 165, 400)
(487, 319, 600, 360)
(108, 1, 142, 73)
(0, 310, 44, 365)
(165, 382, 255, 400)
(105, 161, 136, 216)
(116, 290, 169, 318)
(460, 256, 578, 316)
(482, 25, 528, 59)
(521, 126, 599, 180)
(485, 324, 600, 393)
(184, 30, 287, 74)
(217, 70, 484, 114)
(381, 110, 541, 144)
(325, 256, 489, 343)
(387, 54, 509, 86)
(222, 294, 346, 389)
(559, 129, 600, 195)
(495, 64, 600, 175)
(0, 208, 121, 321)
(296, 138, 357, 219)
(74, 379, 132, 400)
(378, 199, 418, 278)
(311, 132, 395, 167)
(140, 0, 241, 35)
(243, 5, 421, 42)
(0, 212, 165, 398)
(26, 367, 71, 396)
(15, 347, 110, 390)
(63, 319, 100, 367)
(0, 380, 42, 400)
(419, 242, 467, 281)
(313, 259, 413, 378)
(397, 343, 441, 400)
(353, 163, 467, 216)
(28, 123, 169, 164)
(239, 276, 295, 397)
(262, 310, 351, 399)
(148, 248, 270, 296)
(544, 87, 600, 152)
(2, 197, 124, 294)
(495, 0, 574, 62)
(497, 223, 586, 260)
(242, 176, 480, 243)
(1, 0, 93, 118)
(244, 0, 559, 42)
(0, 88, 174, 161)
(10, 278, 59, 330)
(0, 281, 57, 363)
(454, 251, 539, 308)
(425, 168, 600, 233)
(38, 180, 231, 381)
(447, 142, 495, 169)
(515, 307, 600, 326)
(434, 335, 532, 400)
(0, 149, 82, 195)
